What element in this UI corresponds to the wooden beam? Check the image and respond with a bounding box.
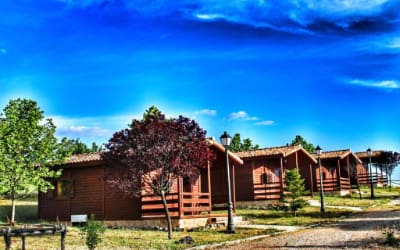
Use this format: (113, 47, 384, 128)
(309, 163, 314, 197)
(207, 160, 212, 214)
(337, 159, 341, 191)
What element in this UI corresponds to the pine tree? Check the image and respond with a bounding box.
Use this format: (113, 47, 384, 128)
(283, 169, 307, 213)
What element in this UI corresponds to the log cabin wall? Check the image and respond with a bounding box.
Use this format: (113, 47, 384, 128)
(288, 151, 316, 193)
(234, 160, 254, 201)
(39, 163, 142, 221)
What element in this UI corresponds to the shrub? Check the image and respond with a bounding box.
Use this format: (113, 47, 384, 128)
(283, 169, 308, 213)
(79, 214, 106, 250)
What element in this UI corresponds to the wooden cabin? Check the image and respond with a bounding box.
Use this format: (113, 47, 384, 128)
(38, 139, 243, 228)
(235, 145, 317, 201)
(355, 150, 388, 187)
(314, 150, 362, 195)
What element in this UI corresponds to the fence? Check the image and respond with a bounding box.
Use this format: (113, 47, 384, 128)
(0, 224, 67, 250)
(141, 192, 211, 219)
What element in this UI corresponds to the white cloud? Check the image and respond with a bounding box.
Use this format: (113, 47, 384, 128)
(227, 111, 258, 121)
(255, 120, 274, 126)
(56, 0, 399, 35)
(348, 79, 400, 89)
(57, 126, 111, 137)
(50, 114, 141, 140)
(195, 109, 217, 116)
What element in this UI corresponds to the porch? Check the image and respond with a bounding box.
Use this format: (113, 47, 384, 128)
(141, 192, 212, 219)
(253, 182, 282, 200)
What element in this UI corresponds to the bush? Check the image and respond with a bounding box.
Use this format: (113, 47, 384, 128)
(79, 214, 106, 250)
(283, 169, 308, 213)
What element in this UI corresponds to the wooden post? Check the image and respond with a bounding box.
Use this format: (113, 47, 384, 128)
(295, 151, 299, 170)
(21, 236, 26, 250)
(178, 177, 183, 218)
(61, 226, 67, 250)
(4, 229, 11, 250)
(309, 163, 314, 197)
(232, 163, 236, 213)
(337, 159, 341, 192)
(280, 157, 284, 196)
(207, 160, 212, 214)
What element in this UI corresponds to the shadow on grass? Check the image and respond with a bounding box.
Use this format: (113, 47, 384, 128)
(0, 204, 38, 223)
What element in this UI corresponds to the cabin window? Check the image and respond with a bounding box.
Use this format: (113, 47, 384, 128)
(56, 179, 74, 199)
(275, 168, 281, 177)
(261, 173, 268, 184)
(322, 172, 327, 180)
(261, 173, 274, 184)
(183, 177, 192, 192)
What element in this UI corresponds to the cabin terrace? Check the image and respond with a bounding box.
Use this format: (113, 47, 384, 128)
(38, 139, 243, 229)
(235, 144, 317, 202)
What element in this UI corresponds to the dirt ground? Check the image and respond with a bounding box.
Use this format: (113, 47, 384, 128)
(217, 209, 400, 250)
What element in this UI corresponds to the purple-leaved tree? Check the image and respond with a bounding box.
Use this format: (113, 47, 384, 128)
(103, 106, 213, 239)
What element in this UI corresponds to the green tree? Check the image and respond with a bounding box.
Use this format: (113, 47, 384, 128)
(143, 105, 163, 121)
(283, 169, 307, 213)
(290, 135, 314, 154)
(91, 142, 103, 152)
(60, 138, 103, 155)
(0, 98, 66, 223)
(80, 214, 106, 250)
(230, 133, 259, 152)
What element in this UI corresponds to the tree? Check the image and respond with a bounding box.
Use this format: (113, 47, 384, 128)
(290, 135, 315, 154)
(60, 137, 103, 155)
(104, 108, 213, 239)
(283, 169, 307, 213)
(0, 99, 66, 223)
(378, 151, 400, 191)
(230, 133, 259, 152)
(79, 214, 106, 250)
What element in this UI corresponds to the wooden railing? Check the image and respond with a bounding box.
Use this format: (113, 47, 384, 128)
(253, 182, 282, 200)
(316, 177, 351, 192)
(340, 177, 351, 190)
(357, 173, 387, 185)
(140, 192, 211, 219)
(180, 192, 211, 218)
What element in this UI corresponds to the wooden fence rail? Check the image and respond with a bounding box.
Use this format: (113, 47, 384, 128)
(253, 182, 282, 200)
(141, 192, 211, 219)
(0, 224, 67, 250)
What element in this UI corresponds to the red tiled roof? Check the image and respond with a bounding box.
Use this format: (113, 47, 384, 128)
(64, 152, 103, 164)
(207, 138, 244, 165)
(315, 149, 362, 163)
(354, 150, 385, 159)
(62, 139, 244, 166)
(235, 144, 317, 163)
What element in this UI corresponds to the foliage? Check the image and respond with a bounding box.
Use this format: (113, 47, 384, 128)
(383, 224, 400, 247)
(79, 214, 106, 250)
(60, 137, 103, 155)
(104, 107, 214, 239)
(230, 133, 259, 152)
(283, 169, 307, 212)
(290, 135, 314, 154)
(142, 105, 162, 121)
(0, 98, 66, 222)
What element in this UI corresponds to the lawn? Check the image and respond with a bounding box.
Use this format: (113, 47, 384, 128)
(0, 186, 399, 249)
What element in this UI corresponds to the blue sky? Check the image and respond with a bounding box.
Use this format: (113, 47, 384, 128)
(1, 0, 399, 153)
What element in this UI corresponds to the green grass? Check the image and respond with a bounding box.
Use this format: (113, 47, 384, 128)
(0, 226, 276, 249)
(0, 186, 399, 249)
(237, 206, 355, 226)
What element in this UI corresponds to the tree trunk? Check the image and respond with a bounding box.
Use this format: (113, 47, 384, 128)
(160, 190, 173, 239)
(11, 189, 16, 224)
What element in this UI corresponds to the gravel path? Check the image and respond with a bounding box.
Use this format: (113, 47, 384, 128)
(216, 210, 400, 249)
